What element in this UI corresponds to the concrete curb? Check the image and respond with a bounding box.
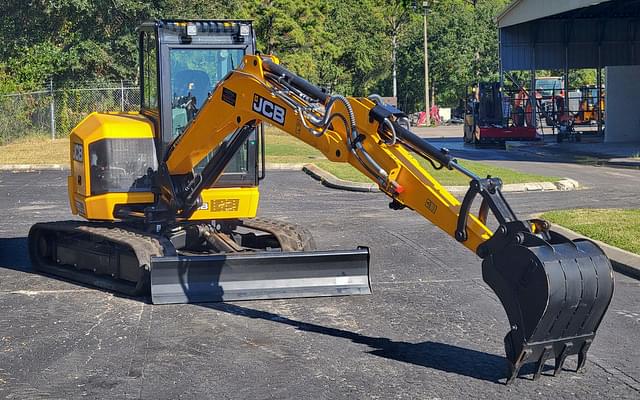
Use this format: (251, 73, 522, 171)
(0, 163, 308, 172)
(0, 162, 581, 195)
(264, 163, 307, 171)
(0, 164, 68, 171)
(546, 222, 640, 281)
(302, 164, 379, 192)
(303, 163, 580, 194)
(598, 158, 640, 169)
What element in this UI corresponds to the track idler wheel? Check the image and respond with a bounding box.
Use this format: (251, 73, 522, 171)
(482, 229, 614, 383)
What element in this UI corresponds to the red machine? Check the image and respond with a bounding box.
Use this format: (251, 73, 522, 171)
(464, 82, 541, 145)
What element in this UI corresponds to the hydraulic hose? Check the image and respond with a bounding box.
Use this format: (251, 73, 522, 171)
(262, 59, 330, 103)
(261, 59, 391, 187)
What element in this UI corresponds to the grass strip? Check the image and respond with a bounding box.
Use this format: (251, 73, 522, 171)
(0, 130, 559, 187)
(542, 208, 640, 255)
(313, 159, 556, 186)
(264, 131, 557, 185)
(0, 135, 69, 164)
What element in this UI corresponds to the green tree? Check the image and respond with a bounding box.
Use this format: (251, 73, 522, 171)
(248, 0, 331, 84)
(319, 0, 389, 95)
(0, 0, 159, 88)
(394, 0, 509, 110)
(0, 0, 512, 108)
(380, 0, 414, 98)
(158, 0, 246, 19)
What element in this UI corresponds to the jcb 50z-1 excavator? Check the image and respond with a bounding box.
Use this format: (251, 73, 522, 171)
(28, 20, 614, 383)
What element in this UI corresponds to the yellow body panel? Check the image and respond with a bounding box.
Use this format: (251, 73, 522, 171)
(73, 192, 155, 220)
(69, 112, 155, 198)
(191, 187, 260, 220)
(68, 111, 259, 221)
(71, 188, 258, 221)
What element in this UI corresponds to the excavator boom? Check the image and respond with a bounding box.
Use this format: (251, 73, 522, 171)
(156, 54, 614, 383)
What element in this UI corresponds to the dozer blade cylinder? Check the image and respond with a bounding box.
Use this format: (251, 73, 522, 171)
(482, 231, 614, 383)
(150, 248, 371, 304)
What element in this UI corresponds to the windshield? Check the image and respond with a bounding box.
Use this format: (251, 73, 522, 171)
(536, 79, 563, 96)
(169, 48, 244, 138)
(537, 80, 562, 89)
(169, 48, 248, 175)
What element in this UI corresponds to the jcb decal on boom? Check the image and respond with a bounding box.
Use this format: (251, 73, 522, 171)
(253, 94, 286, 125)
(426, 198, 437, 214)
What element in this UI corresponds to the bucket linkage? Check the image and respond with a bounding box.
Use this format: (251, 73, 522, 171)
(456, 177, 614, 383)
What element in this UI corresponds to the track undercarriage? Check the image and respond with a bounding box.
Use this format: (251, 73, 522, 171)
(28, 218, 371, 303)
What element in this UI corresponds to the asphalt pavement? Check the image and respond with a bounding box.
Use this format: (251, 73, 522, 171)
(0, 167, 639, 399)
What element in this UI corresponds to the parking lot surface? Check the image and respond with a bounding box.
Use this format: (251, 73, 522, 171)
(0, 170, 639, 399)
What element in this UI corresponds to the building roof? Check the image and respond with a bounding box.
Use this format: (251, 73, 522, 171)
(497, 0, 613, 28)
(499, 0, 640, 70)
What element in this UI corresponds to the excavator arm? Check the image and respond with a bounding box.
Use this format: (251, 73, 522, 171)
(160, 55, 614, 382)
(164, 55, 494, 252)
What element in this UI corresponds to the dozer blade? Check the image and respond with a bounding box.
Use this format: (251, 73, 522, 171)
(482, 231, 614, 383)
(150, 248, 371, 304)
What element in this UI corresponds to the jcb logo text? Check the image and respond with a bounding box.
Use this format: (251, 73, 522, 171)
(253, 94, 286, 125)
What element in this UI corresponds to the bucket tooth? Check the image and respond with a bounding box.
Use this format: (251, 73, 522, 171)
(507, 348, 532, 384)
(553, 342, 573, 376)
(577, 339, 592, 372)
(533, 346, 553, 380)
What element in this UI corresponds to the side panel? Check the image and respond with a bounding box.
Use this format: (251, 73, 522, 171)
(70, 112, 156, 196)
(71, 188, 259, 221)
(68, 112, 260, 221)
(190, 187, 259, 220)
(78, 192, 155, 220)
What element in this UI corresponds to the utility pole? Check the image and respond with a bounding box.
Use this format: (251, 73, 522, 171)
(49, 79, 56, 140)
(423, 1, 430, 126)
(392, 33, 398, 99)
(120, 79, 125, 112)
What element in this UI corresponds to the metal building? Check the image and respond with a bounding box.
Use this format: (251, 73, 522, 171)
(498, 0, 640, 143)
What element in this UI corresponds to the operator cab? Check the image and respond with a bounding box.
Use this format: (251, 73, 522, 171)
(138, 19, 261, 187)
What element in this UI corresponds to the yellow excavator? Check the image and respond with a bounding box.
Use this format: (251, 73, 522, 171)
(28, 20, 614, 383)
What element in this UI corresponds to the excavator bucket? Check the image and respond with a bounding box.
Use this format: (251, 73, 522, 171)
(150, 248, 371, 304)
(482, 230, 614, 383)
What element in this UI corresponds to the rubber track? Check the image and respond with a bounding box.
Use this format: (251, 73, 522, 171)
(239, 217, 317, 251)
(31, 221, 174, 268)
(28, 220, 176, 298)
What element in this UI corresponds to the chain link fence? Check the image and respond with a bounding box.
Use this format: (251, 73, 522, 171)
(0, 81, 140, 145)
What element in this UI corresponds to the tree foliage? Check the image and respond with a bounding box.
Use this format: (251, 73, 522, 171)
(393, 0, 510, 110)
(0, 0, 512, 107)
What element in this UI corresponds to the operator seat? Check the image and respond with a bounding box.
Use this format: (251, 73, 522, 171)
(173, 69, 211, 109)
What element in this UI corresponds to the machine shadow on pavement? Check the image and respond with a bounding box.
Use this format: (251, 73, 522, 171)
(0, 237, 30, 272)
(0, 236, 553, 384)
(200, 302, 553, 384)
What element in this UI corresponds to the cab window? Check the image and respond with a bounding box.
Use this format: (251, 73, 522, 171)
(141, 32, 159, 111)
(169, 48, 244, 138)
